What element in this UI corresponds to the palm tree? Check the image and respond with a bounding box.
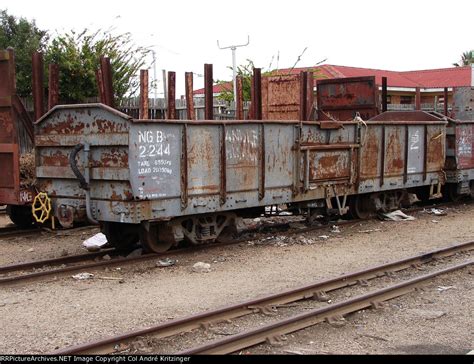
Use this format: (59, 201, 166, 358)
(453, 50, 474, 67)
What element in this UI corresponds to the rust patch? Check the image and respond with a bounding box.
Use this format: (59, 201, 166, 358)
(309, 152, 349, 180)
(360, 127, 379, 177)
(188, 184, 219, 191)
(261, 74, 300, 120)
(427, 127, 445, 170)
(94, 118, 122, 133)
(0, 109, 14, 143)
(385, 130, 404, 174)
(91, 148, 128, 168)
(41, 150, 69, 167)
(453, 124, 474, 169)
(44, 114, 85, 134)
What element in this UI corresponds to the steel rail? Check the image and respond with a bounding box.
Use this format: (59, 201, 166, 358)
(0, 215, 364, 287)
(0, 225, 41, 239)
(0, 249, 116, 274)
(180, 260, 472, 354)
(2, 199, 469, 286)
(51, 240, 473, 355)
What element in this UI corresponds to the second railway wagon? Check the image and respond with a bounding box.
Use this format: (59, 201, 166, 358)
(34, 103, 446, 252)
(444, 87, 474, 200)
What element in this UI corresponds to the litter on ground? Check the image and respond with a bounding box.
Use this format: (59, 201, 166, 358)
(82, 233, 108, 251)
(72, 273, 94, 280)
(381, 210, 415, 221)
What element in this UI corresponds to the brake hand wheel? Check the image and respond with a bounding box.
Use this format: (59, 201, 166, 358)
(32, 192, 52, 224)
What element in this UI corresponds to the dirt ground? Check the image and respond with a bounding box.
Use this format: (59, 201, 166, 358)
(0, 203, 472, 354)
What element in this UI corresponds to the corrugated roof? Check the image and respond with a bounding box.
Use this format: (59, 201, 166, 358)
(193, 64, 472, 94)
(400, 66, 471, 88)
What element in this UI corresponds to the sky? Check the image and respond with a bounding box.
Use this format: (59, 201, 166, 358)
(4, 0, 474, 96)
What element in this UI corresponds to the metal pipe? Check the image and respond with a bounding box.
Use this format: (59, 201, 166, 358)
(236, 75, 244, 120)
(444, 87, 448, 116)
(95, 68, 106, 104)
(83, 143, 99, 225)
(100, 56, 114, 108)
(139, 69, 149, 119)
(252, 68, 262, 120)
(167, 71, 176, 119)
(306, 71, 314, 120)
(32, 51, 44, 120)
(204, 64, 213, 120)
(69, 143, 98, 225)
(381, 77, 387, 112)
(185, 72, 195, 120)
(231, 48, 237, 103)
(48, 63, 59, 110)
(162, 69, 168, 119)
(299, 71, 308, 121)
(151, 50, 158, 100)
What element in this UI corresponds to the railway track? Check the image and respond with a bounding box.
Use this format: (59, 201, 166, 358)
(0, 225, 41, 239)
(0, 200, 469, 288)
(51, 240, 473, 355)
(0, 217, 345, 287)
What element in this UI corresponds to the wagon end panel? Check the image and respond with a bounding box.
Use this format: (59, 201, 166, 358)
(317, 76, 379, 121)
(35, 104, 132, 227)
(261, 75, 301, 120)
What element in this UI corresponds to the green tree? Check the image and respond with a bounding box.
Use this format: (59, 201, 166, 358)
(216, 59, 256, 102)
(44, 28, 151, 103)
(0, 9, 48, 97)
(453, 50, 474, 67)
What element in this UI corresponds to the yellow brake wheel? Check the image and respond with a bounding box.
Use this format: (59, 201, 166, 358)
(32, 192, 52, 224)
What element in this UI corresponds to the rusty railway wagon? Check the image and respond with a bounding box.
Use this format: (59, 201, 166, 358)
(0, 50, 36, 226)
(34, 99, 447, 252)
(444, 87, 474, 200)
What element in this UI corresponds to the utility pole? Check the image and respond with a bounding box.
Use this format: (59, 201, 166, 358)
(217, 36, 250, 102)
(151, 50, 158, 99)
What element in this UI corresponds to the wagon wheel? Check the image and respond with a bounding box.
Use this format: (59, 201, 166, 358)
(101, 222, 139, 252)
(6, 205, 33, 228)
(443, 183, 462, 202)
(348, 194, 374, 220)
(139, 222, 174, 253)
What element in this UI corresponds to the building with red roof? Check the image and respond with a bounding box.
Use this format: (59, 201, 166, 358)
(194, 64, 473, 108)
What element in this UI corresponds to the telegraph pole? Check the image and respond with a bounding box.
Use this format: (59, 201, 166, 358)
(217, 36, 250, 102)
(151, 50, 158, 99)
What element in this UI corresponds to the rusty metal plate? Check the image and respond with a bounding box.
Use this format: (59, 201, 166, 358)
(370, 111, 442, 122)
(454, 124, 474, 169)
(384, 126, 405, 176)
(225, 124, 259, 192)
(406, 126, 425, 174)
(360, 126, 382, 178)
(261, 75, 300, 120)
(264, 125, 294, 188)
(451, 87, 474, 121)
(426, 124, 445, 172)
(309, 151, 351, 181)
(187, 125, 220, 195)
(317, 76, 378, 121)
